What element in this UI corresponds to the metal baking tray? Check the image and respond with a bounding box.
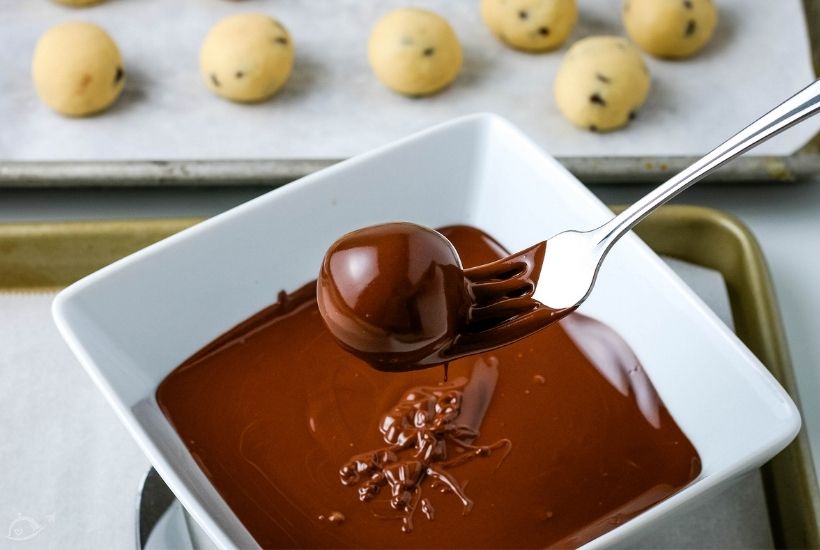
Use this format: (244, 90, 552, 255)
(0, 204, 817, 547)
(0, 1, 817, 188)
(620, 204, 820, 549)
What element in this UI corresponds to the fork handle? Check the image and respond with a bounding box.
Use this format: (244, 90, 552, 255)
(593, 78, 820, 252)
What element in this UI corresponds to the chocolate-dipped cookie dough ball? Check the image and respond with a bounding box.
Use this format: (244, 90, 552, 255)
(318, 223, 471, 370)
(554, 36, 651, 132)
(368, 8, 462, 96)
(200, 13, 294, 103)
(623, 0, 718, 58)
(481, 0, 577, 52)
(32, 22, 125, 117)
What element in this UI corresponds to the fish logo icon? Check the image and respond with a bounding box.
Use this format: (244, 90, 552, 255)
(7, 513, 45, 542)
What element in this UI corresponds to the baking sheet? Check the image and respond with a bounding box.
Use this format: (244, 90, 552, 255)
(0, 0, 816, 161)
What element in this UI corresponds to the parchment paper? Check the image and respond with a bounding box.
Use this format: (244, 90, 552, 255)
(0, 292, 150, 549)
(0, 0, 816, 161)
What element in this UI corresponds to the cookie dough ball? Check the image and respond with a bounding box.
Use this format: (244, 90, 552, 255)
(554, 36, 650, 132)
(52, 0, 104, 6)
(368, 8, 462, 96)
(32, 22, 125, 117)
(623, 0, 718, 58)
(481, 0, 577, 52)
(200, 13, 294, 103)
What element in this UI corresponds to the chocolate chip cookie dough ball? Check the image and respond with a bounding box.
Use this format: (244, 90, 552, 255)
(481, 0, 577, 52)
(623, 0, 718, 58)
(32, 22, 124, 117)
(200, 13, 294, 103)
(368, 8, 462, 96)
(554, 36, 650, 132)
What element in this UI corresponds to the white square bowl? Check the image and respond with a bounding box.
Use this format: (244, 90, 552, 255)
(53, 114, 800, 549)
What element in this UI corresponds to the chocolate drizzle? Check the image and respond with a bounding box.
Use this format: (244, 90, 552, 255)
(339, 358, 510, 532)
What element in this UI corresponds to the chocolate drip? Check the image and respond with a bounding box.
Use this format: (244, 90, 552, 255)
(451, 240, 573, 358)
(339, 359, 509, 532)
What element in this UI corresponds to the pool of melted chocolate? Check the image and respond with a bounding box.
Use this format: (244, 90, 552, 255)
(157, 225, 701, 548)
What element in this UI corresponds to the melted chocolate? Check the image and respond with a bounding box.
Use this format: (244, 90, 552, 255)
(317, 223, 569, 371)
(157, 225, 701, 548)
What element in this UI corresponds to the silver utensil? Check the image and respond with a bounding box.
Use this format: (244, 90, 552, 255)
(536, 78, 820, 310)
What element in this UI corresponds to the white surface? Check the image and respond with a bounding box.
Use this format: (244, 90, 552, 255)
(0, 0, 817, 160)
(51, 114, 799, 549)
(0, 292, 150, 549)
(664, 257, 734, 331)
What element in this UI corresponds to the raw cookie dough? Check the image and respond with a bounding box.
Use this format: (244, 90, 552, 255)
(554, 36, 650, 132)
(200, 13, 294, 103)
(52, 0, 105, 6)
(481, 0, 577, 52)
(368, 8, 462, 96)
(31, 22, 125, 117)
(623, 0, 718, 58)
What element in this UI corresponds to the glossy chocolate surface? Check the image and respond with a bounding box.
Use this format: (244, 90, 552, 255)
(157, 225, 701, 548)
(318, 223, 569, 371)
(317, 223, 471, 369)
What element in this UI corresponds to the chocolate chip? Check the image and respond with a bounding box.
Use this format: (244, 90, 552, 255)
(685, 19, 697, 36)
(423, 47, 435, 57)
(589, 124, 598, 132)
(629, 111, 637, 120)
(235, 71, 244, 79)
(275, 36, 288, 45)
(589, 93, 606, 106)
(683, 0, 693, 8)
(538, 26, 550, 36)
(596, 73, 611, 84)
(114, 66, 124, 85)
(210, 73, 220, 87)
(518, 10, 528, 20)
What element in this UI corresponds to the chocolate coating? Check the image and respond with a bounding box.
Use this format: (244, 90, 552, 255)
(317, 223, 471, 370)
